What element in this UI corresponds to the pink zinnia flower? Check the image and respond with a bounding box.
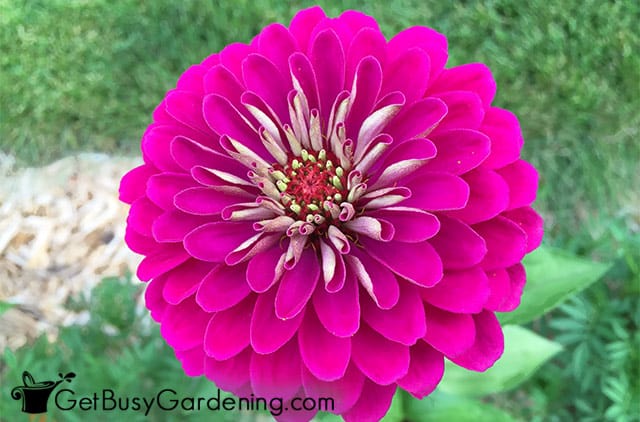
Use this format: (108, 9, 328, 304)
(120, 6, 542, 421)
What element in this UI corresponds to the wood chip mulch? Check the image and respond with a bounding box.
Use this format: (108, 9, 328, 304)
(0, 153, 143, 351)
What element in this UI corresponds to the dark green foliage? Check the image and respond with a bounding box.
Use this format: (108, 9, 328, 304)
(0, 276, 241, 421)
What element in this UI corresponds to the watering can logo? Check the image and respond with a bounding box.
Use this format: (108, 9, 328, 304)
(11, 371, 76, 414)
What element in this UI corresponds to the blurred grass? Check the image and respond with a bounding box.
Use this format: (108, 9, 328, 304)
(1, 0, 639, 420)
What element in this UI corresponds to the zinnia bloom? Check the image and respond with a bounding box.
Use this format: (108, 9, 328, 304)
(120, 6, 542, 421)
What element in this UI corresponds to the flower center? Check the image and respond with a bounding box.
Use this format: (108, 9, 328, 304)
(273, 148, 348, 225)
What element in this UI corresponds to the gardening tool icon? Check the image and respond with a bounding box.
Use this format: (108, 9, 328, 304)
(11, 371, 75, 414)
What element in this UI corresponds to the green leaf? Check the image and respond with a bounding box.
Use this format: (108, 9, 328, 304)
(499, 246, 610, 325)
(438, 325, 563, 396)
(0, 300, 14, 317)
(404, 391, 518, 422)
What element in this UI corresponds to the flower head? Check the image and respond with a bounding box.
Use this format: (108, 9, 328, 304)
(120, 6, 542, 421)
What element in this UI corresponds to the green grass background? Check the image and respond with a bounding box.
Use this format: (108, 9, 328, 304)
(1, 0, 638, 420)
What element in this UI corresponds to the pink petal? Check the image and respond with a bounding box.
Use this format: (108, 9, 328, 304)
(284, 232, 309, 270)
(203, 94, 268, 158)
(241, 92, 289, 155)
(174, 186, 253, 215)
(250, 287, 305, 354)
(119, 164, 156, 204)
(429, 216, 487, 269)
(449, 310, 504, 371)
(339, 9, 380, 33)
(501, 263, 527, 312)
(431, 90, 485, 132)
(200, 53, 220, 68)
(275, 247, 320, 319)
(345, 28, 386, 90)
(356, 92, 405, 155)
(258, 23, 298, 78)
(320, 240, 347, 292)
(204, 295, 254, 360)
(225, 232, 281, 266)
(429, 63, 496, 107)
(152, 209, 212, 243)
(175, 345, 205, 377)
(302, 363, 365, 414)
(222, 200, 278, 222)
(380, 137, 438, 167)
(299, 309, 351, 381)
(345, 56, 383, 142)
(170, 135, 236, 172)
(480, 107, 523, 169)
(288, 6, 326, 53)
(497, 160, 539, 210)
(274, 390, 319, 422)
(250, 337, 302, 401)
(219, 42, 254, 81)
(309, 17, 352, 61)
(203, 64, 245, 109)
(127, 197, 162, 237)
(421, 267, 490, 313)
(361, 281, 426, 345)
(137, 243, 191, 281)
(183, 221, 255, 263)
(160, 297, 212, 351)
(146, 172, 198, 210)
(401, 171, 469, 211)
(312, 267, 360, 337)
(445, 169, 510, 224)
(397, 341, 444, 399)
(141, 126, 182, 172)
(368, 137, 438, 190)
(423, 304, 475, 358)
(151, 99, 173, 124)
(342, 380, 396, 422)
(205, 347, 252, 393)
(246, 245, 286, 293)
(474, 216, 527, 270)
(486, 264, 528, 313)
(351, 323, 410, 385)
(196, 262, 251, 312)
(345, 248, 399, 309)
(149, 120, 209, 152)
(343, 216, 394, 242)
(426, 128, 491, 175)
(125, 227, 158, 255)
(381, 48, 431, 105)
(163, 259, 214, 304)
(484, 268, 512, 310)
(502, 206, 544, 253)
(310, 29, 345, 123)
(165, 90, 210, 134)
(145, 275, 168, 322)
(288, 52, 320, 113)
(360, 237, 443, 288)
(190, 164, 254, 187)
(242, 53, 290, 120)
(356, 185, 410, 210)
(368, 207, 440, 243)
(176, 64, 206, 94)
(385, 98, 447, 142)
(387, 26, 448, 84)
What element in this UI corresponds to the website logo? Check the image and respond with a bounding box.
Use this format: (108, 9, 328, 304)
(9, 370, 333, 417)
(10, 371, 76, 414)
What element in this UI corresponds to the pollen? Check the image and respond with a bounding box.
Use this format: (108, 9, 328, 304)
(273, 149, 348, 223)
